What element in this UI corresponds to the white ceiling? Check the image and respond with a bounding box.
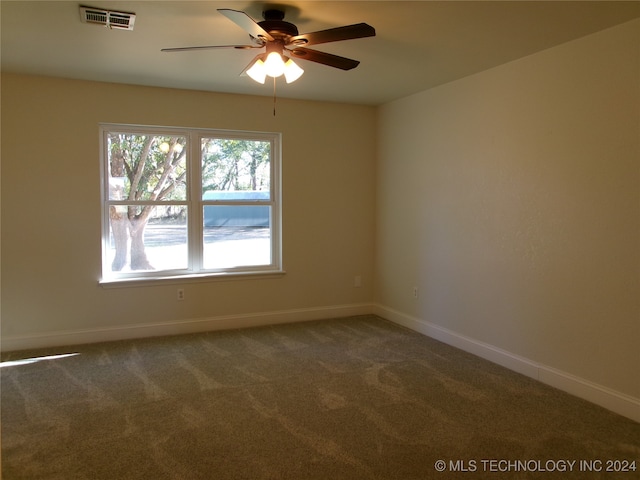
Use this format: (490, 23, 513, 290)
(2, 1, 639, 105)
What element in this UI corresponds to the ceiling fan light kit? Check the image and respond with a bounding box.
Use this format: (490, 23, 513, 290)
(245, 41, 305, 84)
(246, 55, 304, 84)
(162, 7, 376, 86)
(282, 58, 304, 83)
(246, 58, 268, 84)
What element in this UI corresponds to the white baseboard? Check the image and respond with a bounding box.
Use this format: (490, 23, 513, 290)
(4, 302, 638, 423)
(374, 304, 640, 423)
(1, 303, 374, 352)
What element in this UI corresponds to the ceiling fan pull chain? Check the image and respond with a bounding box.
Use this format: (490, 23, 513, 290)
(273, 76, 277, 116)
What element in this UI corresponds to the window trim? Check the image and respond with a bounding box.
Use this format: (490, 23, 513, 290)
(99, 123, 283, 285)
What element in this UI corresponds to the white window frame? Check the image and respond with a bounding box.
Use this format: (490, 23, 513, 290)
(99, 123, 282, 284)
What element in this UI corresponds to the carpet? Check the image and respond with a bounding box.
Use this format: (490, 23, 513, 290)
(2, 315, 638, 479)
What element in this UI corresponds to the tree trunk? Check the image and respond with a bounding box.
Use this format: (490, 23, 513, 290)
(109, 207, 129, 271)
(129, 216, 153, 271)
(109, 145, 129, 271)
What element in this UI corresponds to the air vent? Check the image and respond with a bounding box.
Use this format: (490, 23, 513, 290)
(80, 6, 136, 30)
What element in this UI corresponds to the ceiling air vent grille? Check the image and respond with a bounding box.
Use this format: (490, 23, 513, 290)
(80, 6, 136, 30)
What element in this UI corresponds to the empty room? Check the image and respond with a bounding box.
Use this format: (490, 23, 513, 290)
(1, 1, 638, 478)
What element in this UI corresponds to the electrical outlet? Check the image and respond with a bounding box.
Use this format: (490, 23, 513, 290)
(177, 288, 185, 301)
(354, 275, 362, 288)
(413, 287, 418, 299)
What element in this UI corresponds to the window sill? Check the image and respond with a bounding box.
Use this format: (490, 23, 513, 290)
(99, 269, 286, 288)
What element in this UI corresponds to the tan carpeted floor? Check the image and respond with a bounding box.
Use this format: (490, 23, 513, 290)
(2, 315, 638, 479)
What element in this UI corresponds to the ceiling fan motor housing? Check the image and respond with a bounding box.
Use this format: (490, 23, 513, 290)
(258, 9, 299, 42)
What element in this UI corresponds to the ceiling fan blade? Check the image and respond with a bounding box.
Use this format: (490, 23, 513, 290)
(217, 9, 274, 42)
(161, 45, 260, 52)
(287, 47, 360, 70)
(288, 23, 375, 47)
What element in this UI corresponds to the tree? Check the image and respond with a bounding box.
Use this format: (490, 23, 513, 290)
(201, 139, 270, 194)
(108, 133, 186, 271)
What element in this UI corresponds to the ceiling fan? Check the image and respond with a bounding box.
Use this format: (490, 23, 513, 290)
(161, 8, 375, 84)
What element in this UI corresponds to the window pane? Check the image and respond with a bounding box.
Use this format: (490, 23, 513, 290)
(203, 206, 271, 269)
(108, 133, 187, 201)
(101, 125, 281, 282)
(201, 138, 271, 199)
(108, 205, 188, 272)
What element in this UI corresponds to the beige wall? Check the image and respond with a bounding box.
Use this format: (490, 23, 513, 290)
(1, 75, 376, 343)
(376, 19, 639, 399)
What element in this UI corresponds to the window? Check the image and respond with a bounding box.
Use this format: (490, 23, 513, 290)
(100, 124, 281, 282)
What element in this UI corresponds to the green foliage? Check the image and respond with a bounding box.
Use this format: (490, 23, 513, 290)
(108, 133, 187, 202)
(201, 138, 270, 193)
